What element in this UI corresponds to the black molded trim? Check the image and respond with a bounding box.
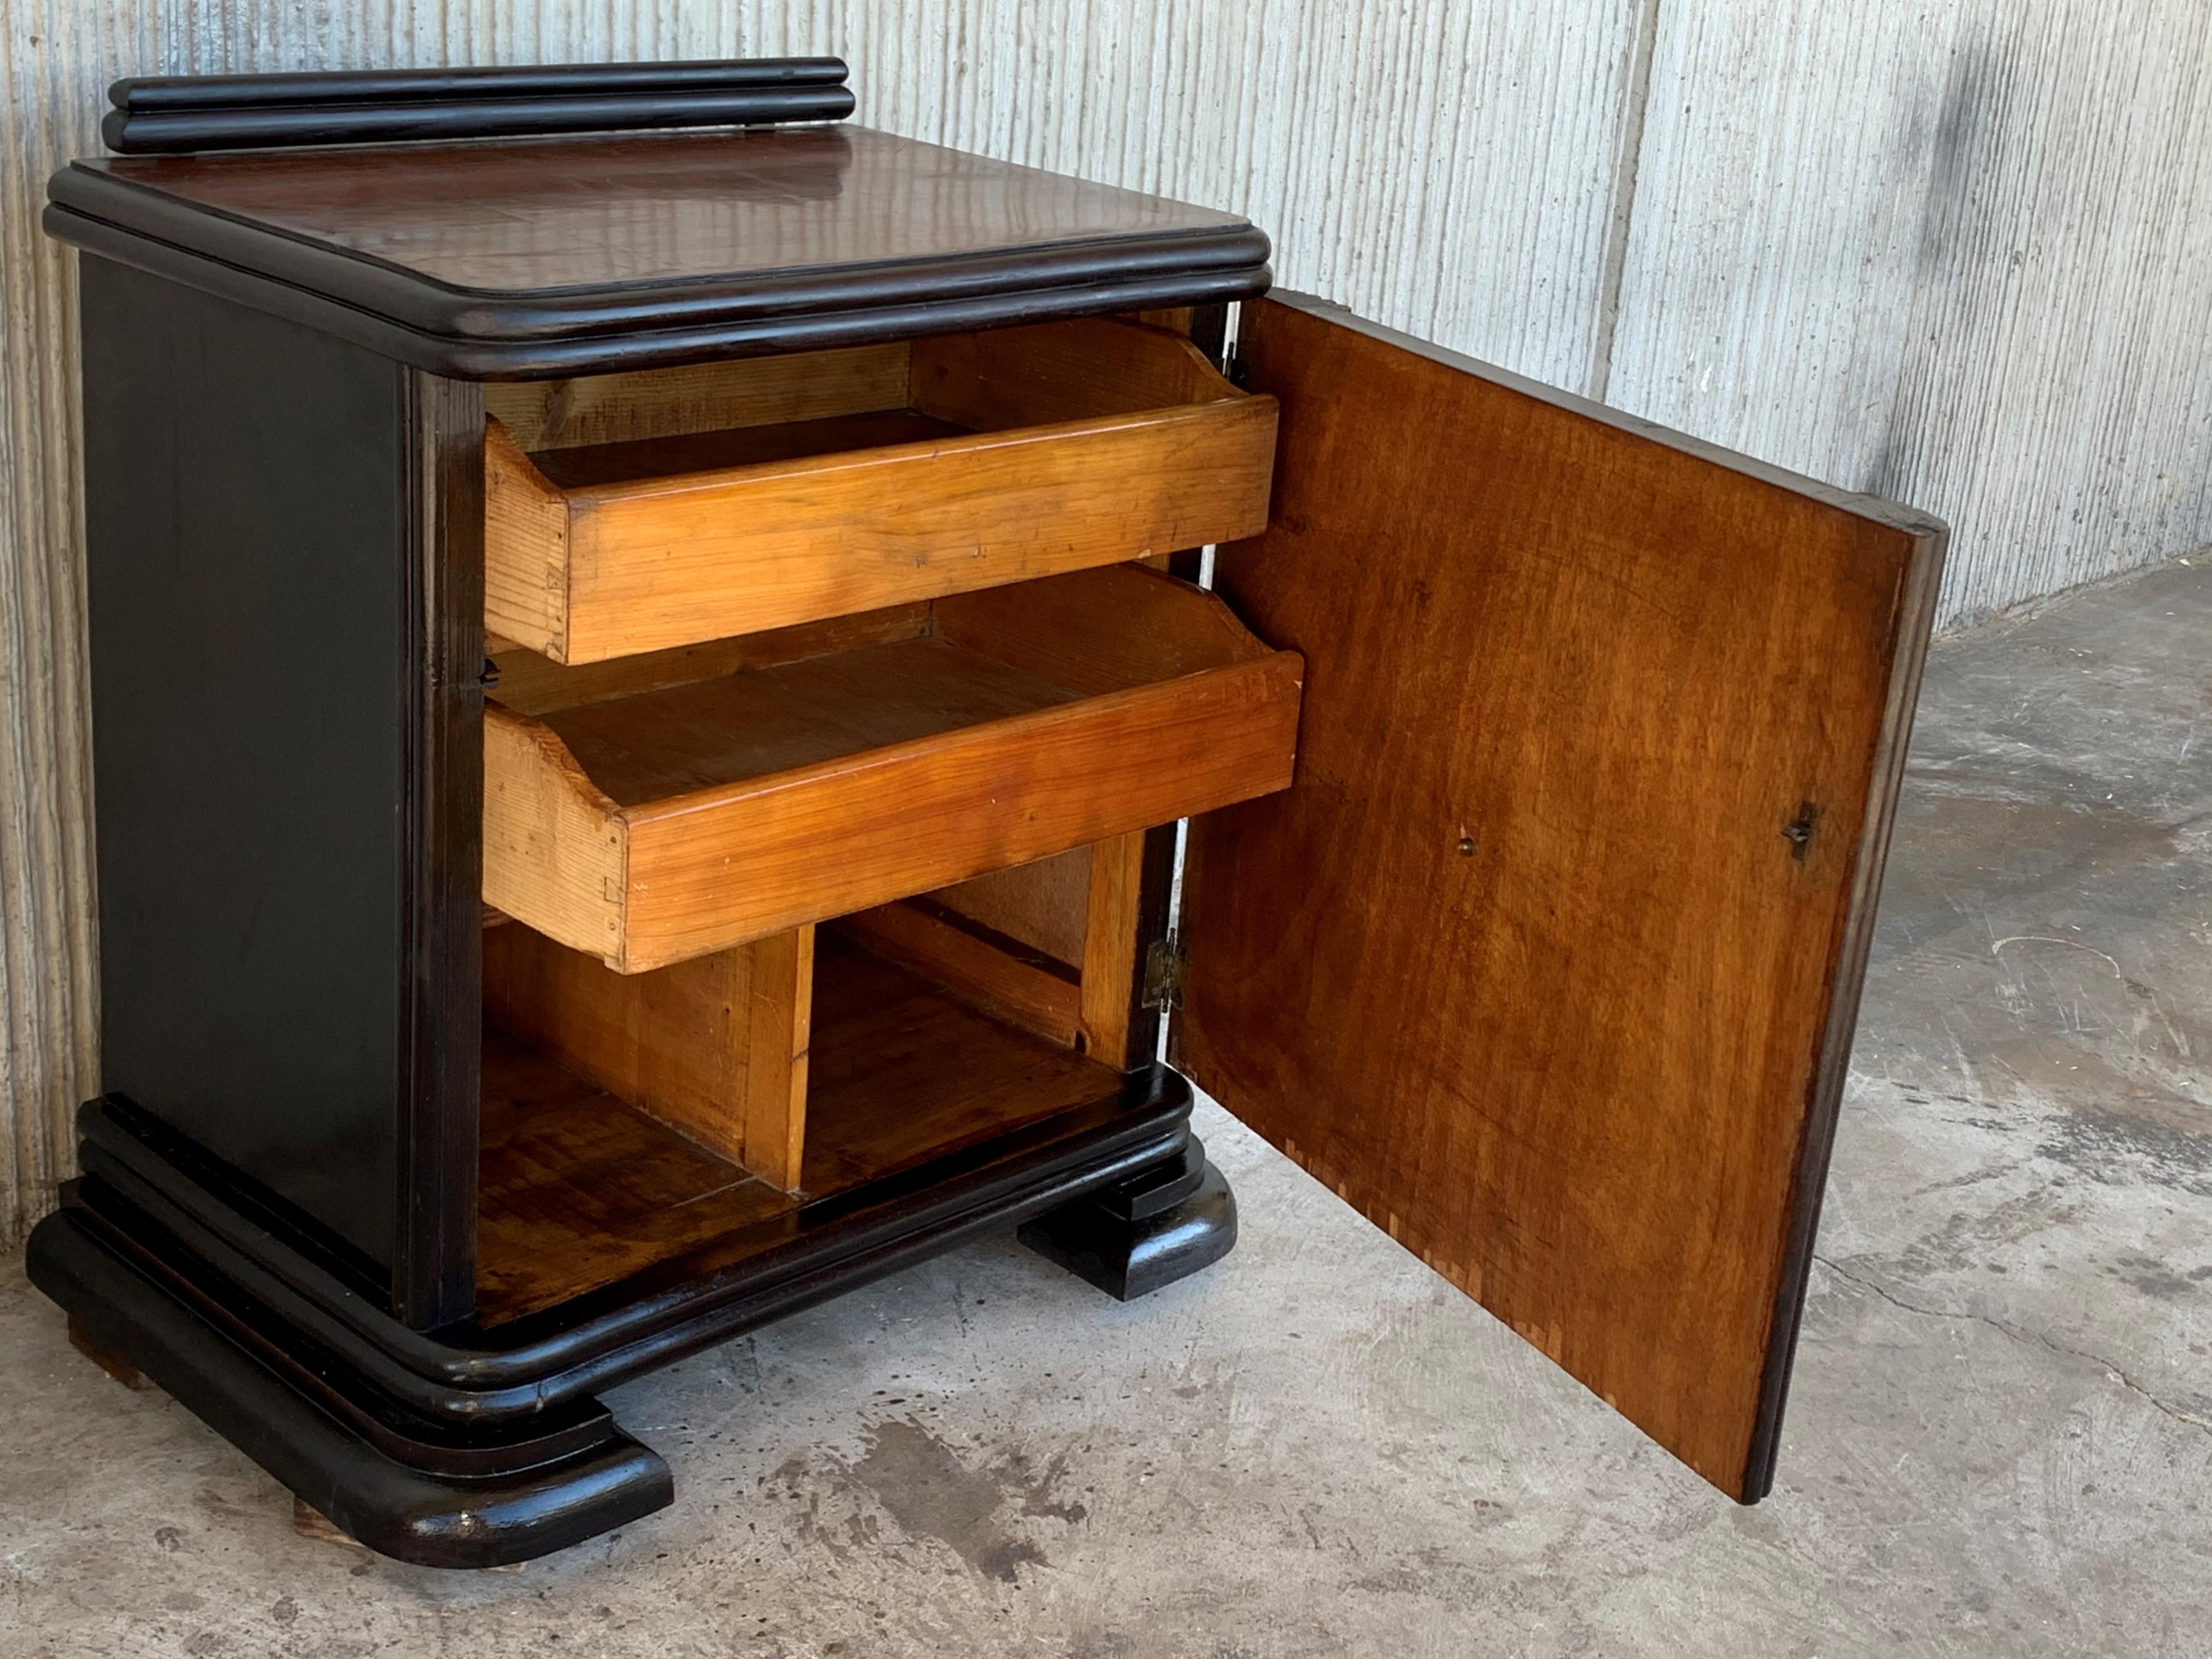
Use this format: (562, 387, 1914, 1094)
(44, 180, 1272, 378)
(31, 1077, 1208, 1564)
(92, 1094, 395, 1302)
(29, 1207, 673, 1568)
(105, 60, 853, 154)
(62, 1180, 616, 1481)
(1018, 1138, 1237, 1301)
(391, 368, 485, 1330)
(73, 1068, 1194, 1422)
(112, 60, 848, 113)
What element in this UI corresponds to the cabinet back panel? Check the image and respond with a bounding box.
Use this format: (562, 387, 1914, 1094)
(931, 849, 1093, 966)
(801, 934, 1120, 1193)
(483, 923, 812, 1191)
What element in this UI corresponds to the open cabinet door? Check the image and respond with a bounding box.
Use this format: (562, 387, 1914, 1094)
(1176, 293, 1945, 1501)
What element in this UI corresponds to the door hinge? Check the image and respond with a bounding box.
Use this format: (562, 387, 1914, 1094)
(1142, 938, 1188, 1011)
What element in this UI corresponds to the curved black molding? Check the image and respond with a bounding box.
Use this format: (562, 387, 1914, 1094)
(60, 1178, 618, 1481)
(112, 59, 849, 111)
(1018, 1136, 1238, 1301)
(43, 188, 1272, 379)
(30, 1081, 1215, 1565)
(105, 59, 853, 154)
(30, 1208, 673, 1568)
(70, 1070, 1195, 1423)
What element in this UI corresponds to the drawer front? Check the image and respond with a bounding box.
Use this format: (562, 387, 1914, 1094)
(481, 567, 1304, 973)
(615, 657, 1300, 970)
(485, 320, 1278, 664)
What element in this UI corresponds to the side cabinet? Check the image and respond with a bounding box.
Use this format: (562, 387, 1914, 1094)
(27, 59, 1943, 1566)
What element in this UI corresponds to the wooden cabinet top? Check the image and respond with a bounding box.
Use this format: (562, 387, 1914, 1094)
(47, 63, 1270, 378)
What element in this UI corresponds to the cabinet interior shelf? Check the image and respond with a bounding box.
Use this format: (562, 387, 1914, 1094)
(477, 930, 1125, 1327)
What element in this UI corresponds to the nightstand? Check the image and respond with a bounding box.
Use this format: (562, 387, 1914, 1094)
(29, 57, 1944, 1566)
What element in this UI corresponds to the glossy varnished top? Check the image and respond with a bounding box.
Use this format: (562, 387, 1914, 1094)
(83, 127, 1246, 290)
(46, 125, 1272, 377)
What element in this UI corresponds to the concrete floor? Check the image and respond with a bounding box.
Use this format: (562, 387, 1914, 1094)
(3, 558, 2209, 1657)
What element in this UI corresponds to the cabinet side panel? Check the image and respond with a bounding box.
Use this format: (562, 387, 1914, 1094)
(397, 368, 486, 1326)
(80, 258, 415, 1274)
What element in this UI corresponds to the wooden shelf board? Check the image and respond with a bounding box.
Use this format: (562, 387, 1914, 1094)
(538, 636, 1084, 808)
(474, 932, 1123, 1327)
(475, 1030, 791, 1327)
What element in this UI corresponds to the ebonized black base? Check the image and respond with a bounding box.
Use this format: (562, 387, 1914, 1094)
(31, 1204, 673, 1568)
(1017, 1135, 1237, 1301)
(26, 1071, 1230, 1567)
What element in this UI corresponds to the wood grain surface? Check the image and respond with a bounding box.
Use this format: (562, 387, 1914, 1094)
(1075, 832, 1148, 1065)
(482, 318, 1274, 661)
(483, 920, 813, 1189)
(522, 411, 970, 490)
(484, 344, 910, 453)
(837, 829, 1151, 1067)
(85, 127, 1253, 298)
(800, 934, 1120, 1194)
(540, 637, 1080, 806)
(740, 926, 814, 1192)
(486, 604, 934, 718)
(480, 706, 624, 963)
(484, 566, 1303, 973)
(474, 1030, 791, 1325)
(482, 418, 569, 660)
(1177, 294, 1944, 1501)
(616, 651, 1299, 971)
(474, 936, 1121, 1323)
(929, 848, 1093, 966)
(831, 900, 1081, 1049)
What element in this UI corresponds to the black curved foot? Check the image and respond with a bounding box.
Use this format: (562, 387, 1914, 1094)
(31, 1074, 1200, 1564)
(29, 1206, 672, 1569)
(1017, 1134, 1236, 1300)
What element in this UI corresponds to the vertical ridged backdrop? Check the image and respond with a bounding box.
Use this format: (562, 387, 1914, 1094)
(2, 2, 2208, 1240)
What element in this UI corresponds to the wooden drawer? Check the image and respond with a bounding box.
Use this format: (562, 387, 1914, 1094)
(483, 318, 1278, 664)
(483, 565, 1303, 973)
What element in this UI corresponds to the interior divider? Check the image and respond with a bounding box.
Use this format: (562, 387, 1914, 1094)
(484, 918, 813, 1190)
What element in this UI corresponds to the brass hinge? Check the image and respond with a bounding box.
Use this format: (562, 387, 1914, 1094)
(1142, 938, 1188, 1011)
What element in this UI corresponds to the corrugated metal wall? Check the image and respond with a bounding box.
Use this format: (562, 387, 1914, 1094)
(3, 2, 2208, 1242)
